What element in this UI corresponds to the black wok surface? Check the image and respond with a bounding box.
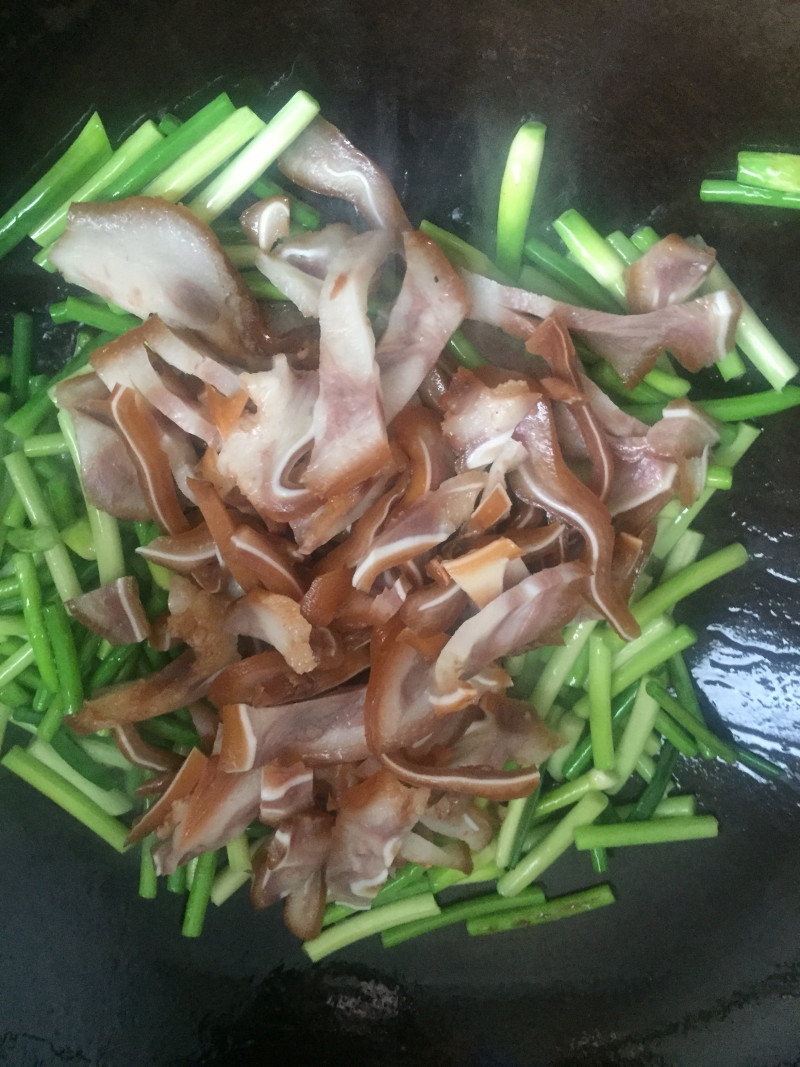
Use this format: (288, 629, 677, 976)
(1, 2, 799, 1064)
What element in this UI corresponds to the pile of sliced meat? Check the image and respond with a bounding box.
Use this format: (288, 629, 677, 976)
(50, 116, 733, 940)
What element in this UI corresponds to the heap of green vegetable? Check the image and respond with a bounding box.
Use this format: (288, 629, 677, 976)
(0, 94, 795, 959)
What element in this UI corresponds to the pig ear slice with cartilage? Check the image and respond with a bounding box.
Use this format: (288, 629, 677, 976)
(49, 197, 270, 367)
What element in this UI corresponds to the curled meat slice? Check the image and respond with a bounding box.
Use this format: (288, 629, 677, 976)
(375, 231, 470, 422)
(219, 685, 369, 772)
(351, 471, 486, 593)
(432, 561, 588, 713)
(462, 269, 740, 387)
(250, 809, 334, 940)
(645, 399, 720, 507)
(93, 326, 222, 447)
(302, 230, 395, 497)
(325, 769, 429, 907)
(109, 386, 190, 535)
(382, 695, 561, 801)
(66, 576, 150, 645)
(259, 760, 315, 826)
(625, 234, 716, 314)
(209, 643, 370, 709)
(151, 756, 262, 875)
(278, 117, 411, 231)
(55, 373, 150, 521)
(225, 589, 316, 675)
(216, 356, 319, 522)
(417, 793, 496, 852)
(49, 197, 268, 366)
(397, 830, 472, 873)
(127, 746, 208, 845)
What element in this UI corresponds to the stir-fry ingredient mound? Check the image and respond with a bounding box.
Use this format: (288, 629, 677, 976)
(43, 114, 736, 943)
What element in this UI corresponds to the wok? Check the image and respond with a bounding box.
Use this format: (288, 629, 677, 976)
(0, 1, 799, 1064)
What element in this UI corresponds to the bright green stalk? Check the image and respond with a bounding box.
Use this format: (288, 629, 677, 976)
(210, 865, 251, 906)
(588, 633, 614, 770)
(11, 553, 58, 691)
(105, 93, 236, 200)
(467, 883, 615, 936)
(530, 620, 597, 717)
(57, 409, 124, 583)
(383, 886, 547, 948)
(31, 121, 163, 246)
(608, 679, 661, 792)
(139, 834, 158, 899)
(696, 387, 800, 421)
(0, 113, 112, 260)
(496, 121, 546, 277)
(182, 850, 218, 937)
(523, 236, 620, 311)
(700, 180, 800, 209)
(518, 263, 582, 304)
(607, 625, 696, 700)
(733, 745, 785, 781)
(644, 367, 690, 398)
(225, 832, 253, 873)
(240, 271, 286, 301)
(645, 680, 738, 762)
(713, 422, 760, 468)
(575, 814, 718, 850)
(497, 790, 608, 896)
(420, 219, 504, 279)
(653, 710, 699, 757)
(605, 229, 640, 265)
(188, 91, 320, 223)
(546, 710, 587, 780)
(532, 768, 618, 822)
(661, 529, 704, 584)
(0, 616, 26, 637)
(737, 151, 800, 193)
(716, 349, 748, 381)
(222, 243, 258, 269)
(2, 744, 129, 849)
(10, 312, 33, 408)
(617, 794, 696, 821)
(609, 615, 675, 674)
(49, 297, 140, 335)
(143, 107, 265, 202)
(42, 601, 82, 716)
(705, 465, 732, 490)
(496, 780, 541, 871)
(303, 893, 441, 962)
(446, 329, 488, 368)
(633, 543, 748, 632)
(552, 209, 627, 304)
(0, 642, 35, 689)
(166, 865, 187, 895)
(31, 731, 126, 798)
(4, 451, 80, 601)
(652, 488, 715, 559)
(22, 433, 68, 458)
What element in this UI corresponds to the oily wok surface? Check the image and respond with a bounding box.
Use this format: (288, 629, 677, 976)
(0, 1, 799, 1064)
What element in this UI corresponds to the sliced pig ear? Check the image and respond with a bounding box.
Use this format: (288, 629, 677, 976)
(624, 233, 716, 314)
(324, 768, 429, 908)
(460, 267, 740, 386)
(151, 755, 262, 876)
(49, 197, 269, 367)
(278, 117, 411, 232)
(218, 686, 369, 773)
(66, 576, 150, 645)
(376, 230, 470, 423)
